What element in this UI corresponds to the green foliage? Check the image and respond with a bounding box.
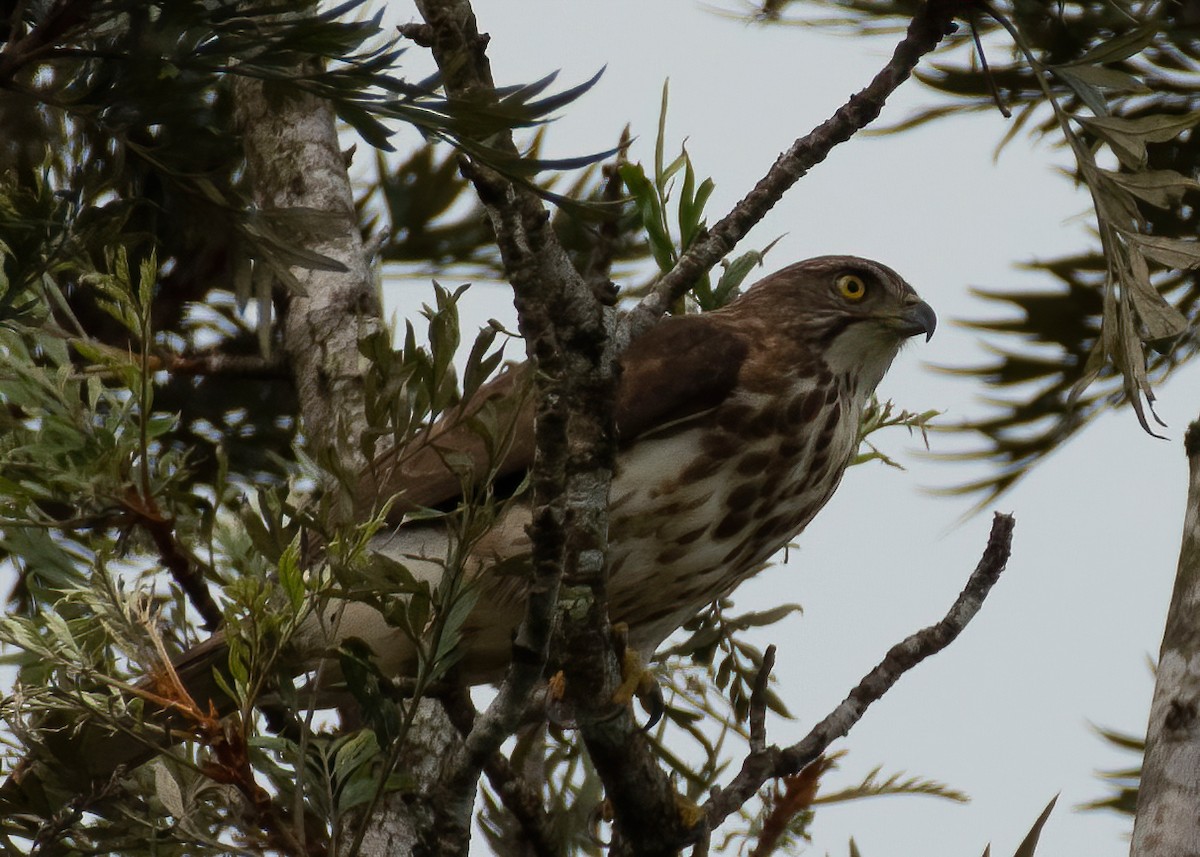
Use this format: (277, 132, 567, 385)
(361, 130, 650, 288)
(1, 1, 1169, 854)
(0, 261, 514, 851)
(619, 82, 780, 311)
(1081, 725, 1143, 817)
(854, 397, 939, 469)
(662, 599, 799, 724)
(480, 724, 606, 856)
(829, 796, 1058, 857)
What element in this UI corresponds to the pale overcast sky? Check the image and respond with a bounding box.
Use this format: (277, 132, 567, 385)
(381, 3, 1200, 855)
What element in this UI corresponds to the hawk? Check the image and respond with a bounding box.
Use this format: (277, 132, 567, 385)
(4, 255, 935, 801)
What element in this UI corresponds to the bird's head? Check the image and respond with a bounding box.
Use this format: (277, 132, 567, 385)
(729, 255, 936, 395)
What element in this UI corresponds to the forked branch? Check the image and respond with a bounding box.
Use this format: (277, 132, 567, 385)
(704, 513, 1016, 835)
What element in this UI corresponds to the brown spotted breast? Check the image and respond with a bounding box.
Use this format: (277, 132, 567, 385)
(604, 361, 864, 658)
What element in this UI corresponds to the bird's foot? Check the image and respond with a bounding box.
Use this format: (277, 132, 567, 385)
(541, 625, 665, 729)
(547, 669, 567, 702)
(594, 792, 705, 839)
(544, 670, 576, 728)
(610, 623, 664, 729)
(674, 792, 705, 830)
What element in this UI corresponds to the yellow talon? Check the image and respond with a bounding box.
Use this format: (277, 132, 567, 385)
(674, 792, 705, 829)
(547, 669, 567, 702)
(607, 622, 665, 726)
(596, 793, 703, 833)
(611, 648, 646, 706)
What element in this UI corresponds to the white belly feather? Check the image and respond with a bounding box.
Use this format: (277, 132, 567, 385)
(297, 380, 861, 683)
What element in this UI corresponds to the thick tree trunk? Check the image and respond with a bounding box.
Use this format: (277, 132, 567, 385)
(1131, 420, 1200, 856)
(231, 27, 455, 855)
(232, 70, 382, 484)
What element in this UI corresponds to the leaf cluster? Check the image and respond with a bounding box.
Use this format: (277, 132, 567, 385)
(1080, 724, 1143, 818)
(618, 83, 780, 311)
(0, 271, 517, 852)
(853, 397, 939, 469)
(360, 130, 651, 283)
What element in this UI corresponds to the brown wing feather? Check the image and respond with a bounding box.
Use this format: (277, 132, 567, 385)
(615, 313, 748, 440)
(361, 366, 536, 518)
(369, 314, 748, 520)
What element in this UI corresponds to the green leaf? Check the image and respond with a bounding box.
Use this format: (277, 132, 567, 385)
(1102, 168, 1200, 209)
(1012, 795, 1058, 857)
(678, 157, 714, 250)
(734, 603, 803, 628)
(715, 245, 775, 306)
(1056, 64, 1148, 94)
(154, 761, 186, 818)
(620, 162, 675, 272)
(1124, 245, 1188, 347)
(338, 102, 396, 151)
(1066, 24, 1158, 66)
(1081, 112, 1200, 169)
(144, 412, 179, 439)
(1054, 67, 1110, 118)
(278, 537, 306, 613)
(1132, 234, 1200, 270)
(655, 79, 670, 190)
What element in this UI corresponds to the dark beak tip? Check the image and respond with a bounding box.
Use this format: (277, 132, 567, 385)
(906, 300, 937, 342)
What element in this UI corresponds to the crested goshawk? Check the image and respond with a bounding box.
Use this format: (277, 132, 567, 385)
(4, 254, 935, 800)
(314, 255, 937, 684)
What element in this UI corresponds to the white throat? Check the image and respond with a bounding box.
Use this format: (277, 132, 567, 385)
(823, 327, 905, 397)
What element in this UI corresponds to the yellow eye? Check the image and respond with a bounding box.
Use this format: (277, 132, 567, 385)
(836, 274, 867, 301)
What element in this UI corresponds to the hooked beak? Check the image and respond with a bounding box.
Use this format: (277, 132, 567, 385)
(900, 297, 937, 342)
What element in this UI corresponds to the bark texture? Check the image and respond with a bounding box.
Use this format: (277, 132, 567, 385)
(1132, 421, 1200, 857)
(231, 22, 430, 853)
(410, 1, 671, 851)
(233, 68, 383, 498)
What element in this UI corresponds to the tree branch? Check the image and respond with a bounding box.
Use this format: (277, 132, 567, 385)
(411, 3, 690, 851)
(704, 512, 1016, 833)
(155, 350, 289, 379)
(1131, 421, 1200, 856)
(410, 1, 650, 849)
(582, 129, 631, 303)
(749, 644, 777, 755)
(130, 499, 222, 631)
(619, 0, 969, 342)
(436, 684, 559, 857)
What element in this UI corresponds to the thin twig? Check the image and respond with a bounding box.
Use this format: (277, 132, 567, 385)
(705, 512, 1016, 832)
(582, 127, 632, 303)
(969, 12, 1011, 118)
(749, 645, 776, 755)
(123, 492, 223, 630)
(620, 0, 969, 343)
(156, 350, 289, 378)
